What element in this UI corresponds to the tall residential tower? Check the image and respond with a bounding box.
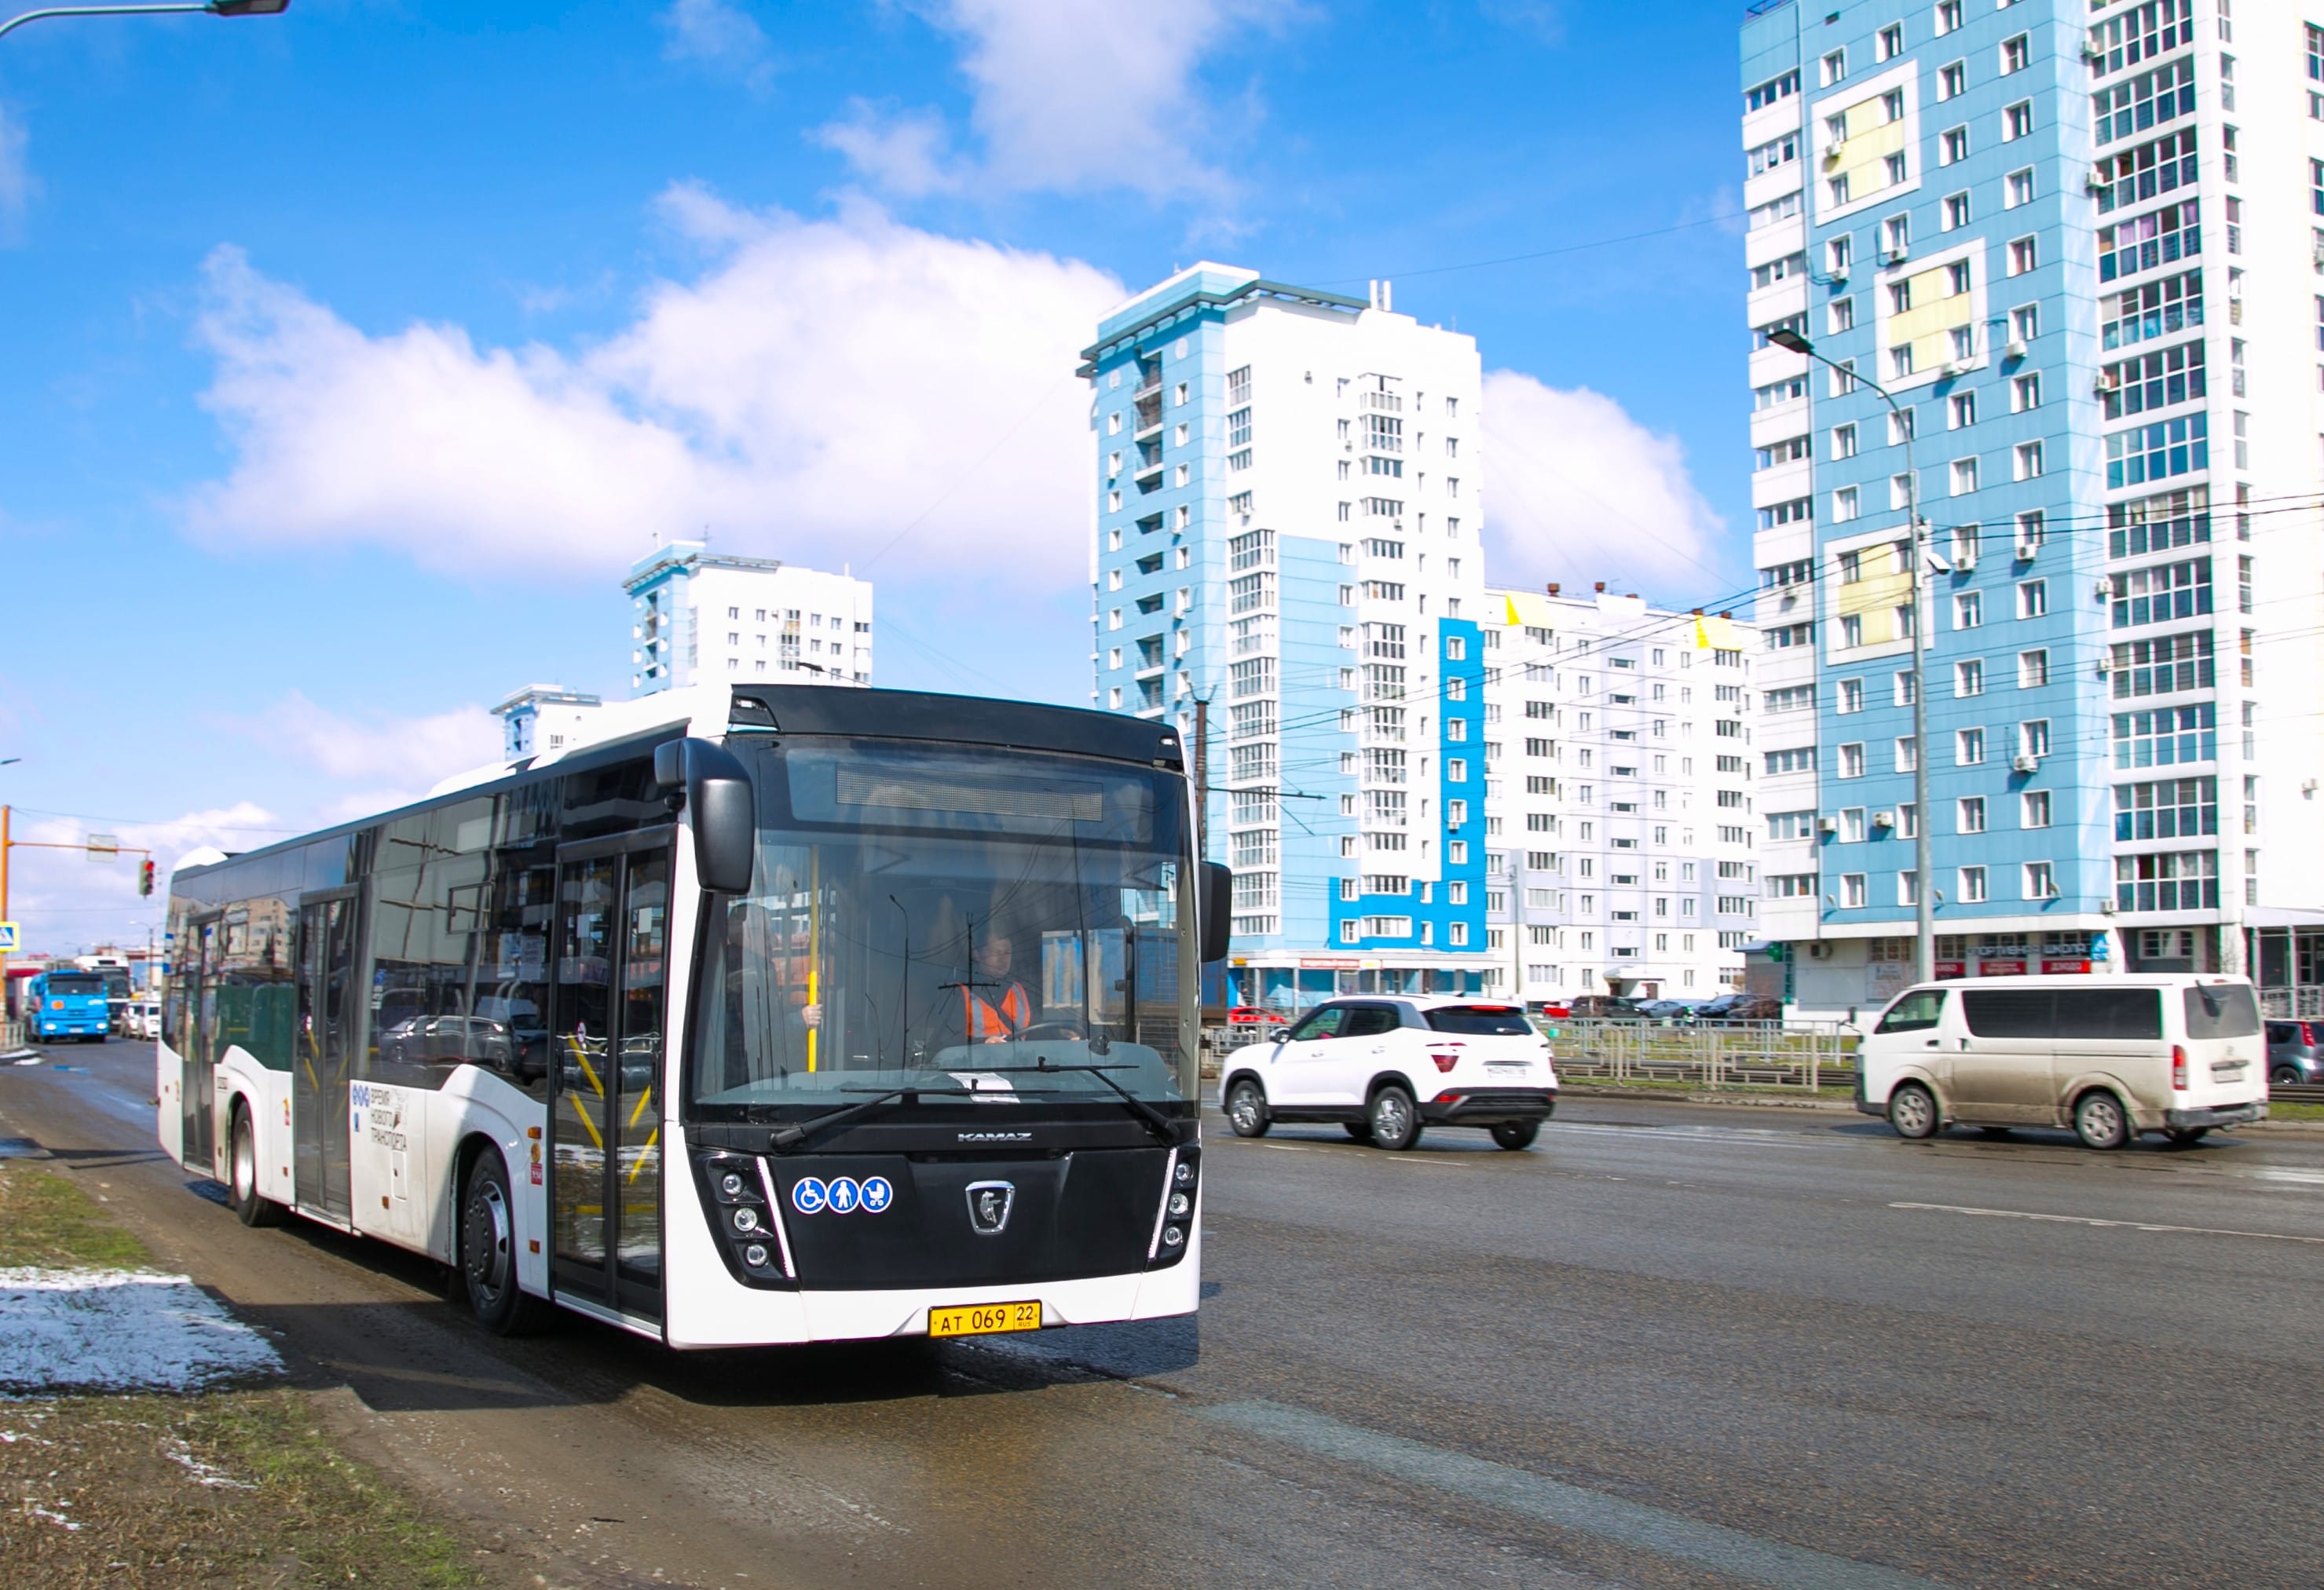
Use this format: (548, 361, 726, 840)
(1084, 266, 1494, 1008)
(1741, 0, 2324, 1013)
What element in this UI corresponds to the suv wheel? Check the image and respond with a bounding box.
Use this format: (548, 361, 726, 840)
(1887, 1081, 1940, 1141)
(1342, 1121, 1373, 1142)
(2271, 1065, 2301, 1088)
(1490, 1120, 1539, 1151)
(1368, 1084, 1422, 1152)
(2073, 1089, 2132, 1151)
(1224, 1078, 1270, 1138)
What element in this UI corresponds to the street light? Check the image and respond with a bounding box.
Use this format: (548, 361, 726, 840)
(1766, 327, 1936, 985)
(0, 1, 287, 43)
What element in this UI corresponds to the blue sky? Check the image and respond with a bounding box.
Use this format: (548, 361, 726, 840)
(0, 0, 1755, 951)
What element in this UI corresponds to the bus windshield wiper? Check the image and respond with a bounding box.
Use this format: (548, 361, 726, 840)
(975, 1061, 1177, 1146)
(767, 1084, 977, 1152)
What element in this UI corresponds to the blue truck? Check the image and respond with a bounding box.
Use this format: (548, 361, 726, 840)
(27, 969, 110, 1042)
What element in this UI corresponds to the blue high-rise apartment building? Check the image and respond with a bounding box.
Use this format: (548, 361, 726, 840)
(1740, 0, 2324, 1014)
(1083, 266, 1495, 1010)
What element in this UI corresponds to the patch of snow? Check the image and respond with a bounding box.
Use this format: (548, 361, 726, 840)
(163, 1438, 256, 1489)
(0, 1268, 284, 1394)
(26, 1504, 80, 1530)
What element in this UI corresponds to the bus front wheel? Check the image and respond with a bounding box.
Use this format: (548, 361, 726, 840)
(460, 1149, 553, 1336)
(229, 1105, 284, 1228)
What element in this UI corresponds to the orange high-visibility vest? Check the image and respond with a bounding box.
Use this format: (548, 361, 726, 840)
(961, 982, 1032, 1041)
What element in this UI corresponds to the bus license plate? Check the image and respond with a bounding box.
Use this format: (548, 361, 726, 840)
(928, 1300, 1041, 1338)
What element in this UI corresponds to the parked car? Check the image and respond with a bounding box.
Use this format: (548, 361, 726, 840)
(1707, 994, 1784, 1023)
(1219, 996, 1557, 1151)
(1566, 995, 1643, 1020)
(1857, 976, 2268, 1149)
(2264, 1020, 2324, 1087)
(1634, 999, 1699, 1022)
(1531, 1000, 1572, 1021)
(1226, 1005, 1290, 1029)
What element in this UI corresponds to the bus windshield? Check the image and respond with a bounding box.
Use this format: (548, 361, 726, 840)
(690, 737, 1197, 1118)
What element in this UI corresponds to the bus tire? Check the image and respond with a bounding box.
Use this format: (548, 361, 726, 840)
(229, 1103, 283, 1228)
(460, 1148, 553, 1336)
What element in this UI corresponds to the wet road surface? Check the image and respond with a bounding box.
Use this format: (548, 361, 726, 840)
(5, 1040, 2321, 1588)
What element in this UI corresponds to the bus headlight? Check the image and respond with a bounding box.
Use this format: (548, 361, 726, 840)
(1168, 1192, 1191, 1219)
(742, 1243, 770, 1269)
(1161, 1226, 1185, 1250)
(720, 1171, 747, 1198)
(733, 1207, 760, 1234)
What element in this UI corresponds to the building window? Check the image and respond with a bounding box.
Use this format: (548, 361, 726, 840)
(1839, 743, 1866, 779)
(2018, 580, 2047, 620)
(2022, 790, 2051, 829)
(2114, 850, 2219, 912)
(1959, 866, 1987, 903)
(2007, 236, 2037, 275)
(1955, 659, 1983, 697)
(2014, 441, 2044, 480)
(1955, 591, 1982, 628)
(1833, 486, 1860, 521)
(2005, 168, 2033, 208)
(1951, 457, 1978, 495)
(1957, 728, 1985, 766)
(1949, 392, 1976, 429)
(2023, 862, 2056, 901)
(1940, 127, 1968, 166)
(2000, 33, 2029, 74)
(1938, 59, 1965, 98)
(1821, 49, 1846, 85)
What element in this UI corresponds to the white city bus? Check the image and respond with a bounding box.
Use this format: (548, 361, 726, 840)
(157, 685, 1225, 1345)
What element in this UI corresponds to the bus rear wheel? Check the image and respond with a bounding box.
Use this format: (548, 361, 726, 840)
(460, 1149, 552, 1336)
(229, 1105, 283, 1228)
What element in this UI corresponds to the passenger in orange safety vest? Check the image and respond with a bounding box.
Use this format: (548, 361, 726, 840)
(954, 931, 1034, 1046)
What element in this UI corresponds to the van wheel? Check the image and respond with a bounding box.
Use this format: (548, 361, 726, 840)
(1224, 1079, 1271, 1138)
(2073, 1090, 2132, 1151)
(1490, 1120, 1539, 1151)
(1368, 1084, 1422, 1151)
(2165, 1128, 2209, 1148)
(229, 1105, 283, 1228)
(460, 1150, 552, 1336)
(1887, 1082, 1940, 1141)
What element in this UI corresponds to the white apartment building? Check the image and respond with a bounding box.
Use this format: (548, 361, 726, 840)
(492, 685, 604, 762)
(1480, 585, 1762, 1004)
(627, 541, 873, 694)
(1087, 268, 1497, 1004)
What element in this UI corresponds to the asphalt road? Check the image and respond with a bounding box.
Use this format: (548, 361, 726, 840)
(5, 1040, 2321, 1588)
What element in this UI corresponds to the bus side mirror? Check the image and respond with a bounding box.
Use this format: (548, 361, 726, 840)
(653, 738, 756, 895)
(1201, 862, 1232, 963)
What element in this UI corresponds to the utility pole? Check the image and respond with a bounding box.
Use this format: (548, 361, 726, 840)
(1192, 696, 1211, 864)
(1507, 857, 1525, 1007)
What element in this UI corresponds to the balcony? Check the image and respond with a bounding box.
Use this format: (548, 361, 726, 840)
(1360, 389, 1403, 413)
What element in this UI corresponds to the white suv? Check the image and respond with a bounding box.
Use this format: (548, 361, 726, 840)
(1219, 997, 1558, 1151)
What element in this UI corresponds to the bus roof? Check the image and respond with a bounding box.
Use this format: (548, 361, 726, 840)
(173, 683, 1185, 885)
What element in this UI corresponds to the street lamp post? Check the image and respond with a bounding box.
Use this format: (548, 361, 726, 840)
(0, 0, 285, 44)
(1767, 328, 1936, 985)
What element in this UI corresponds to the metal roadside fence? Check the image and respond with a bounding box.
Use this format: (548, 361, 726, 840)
(1544, 1018, 1858, 1092)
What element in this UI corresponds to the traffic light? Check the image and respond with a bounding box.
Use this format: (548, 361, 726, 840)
(137, 860, 155, 898)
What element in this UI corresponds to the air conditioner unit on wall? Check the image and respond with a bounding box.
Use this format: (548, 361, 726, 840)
(1817, 816, 1839, 835)
(1807, 941, 1835, 959)
(2004, 337, 2029, 360)
(2012, 754, 2040, 774)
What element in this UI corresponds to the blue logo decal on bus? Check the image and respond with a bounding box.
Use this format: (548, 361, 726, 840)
(790, 1177, 829, 1215)
(826, 1176, 861, 1214)
(860, 1176, 894, 1213)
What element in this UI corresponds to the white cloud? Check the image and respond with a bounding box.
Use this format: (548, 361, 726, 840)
(0, 103, 32, 246)
(813, 100, 961, 199)
(256, 691, 501, 788)
(1480, 371, 1732, 601)
(660, 0, 775, 90)
(186, 194, 1124, 589)
(818, 0, 1290, 200)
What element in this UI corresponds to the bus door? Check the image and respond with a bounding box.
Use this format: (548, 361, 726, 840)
(184, 916, 221, 1175)
(294, 890, 360, 1222)
(549, 830, 672, 1321)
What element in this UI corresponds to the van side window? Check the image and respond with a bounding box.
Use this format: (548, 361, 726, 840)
(1876, 989, 1947, 1033)
(2055, 987, 2161, 1040)
(2183, 984, 2260, 1040)
(1962, 989, 2054, 1037)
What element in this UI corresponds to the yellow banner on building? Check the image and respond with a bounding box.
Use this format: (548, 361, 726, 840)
(1693, 613, 1737, 650)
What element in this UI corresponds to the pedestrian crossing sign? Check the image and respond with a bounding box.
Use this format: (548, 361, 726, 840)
(0, 923, 17, 952)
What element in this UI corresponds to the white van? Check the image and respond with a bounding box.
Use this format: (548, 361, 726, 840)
(1856, 975, 2268, 1149)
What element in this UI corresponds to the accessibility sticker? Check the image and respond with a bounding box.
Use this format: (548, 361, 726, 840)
(790, 1176, 829, 1215)
(827, 1177, 861, 1215)
(860, 1175, 894, 1213)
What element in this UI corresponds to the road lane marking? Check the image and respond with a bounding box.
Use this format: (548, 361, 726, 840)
(1195, 1401, 1949, 1590)
(1890, 1201, 2324, 1245)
